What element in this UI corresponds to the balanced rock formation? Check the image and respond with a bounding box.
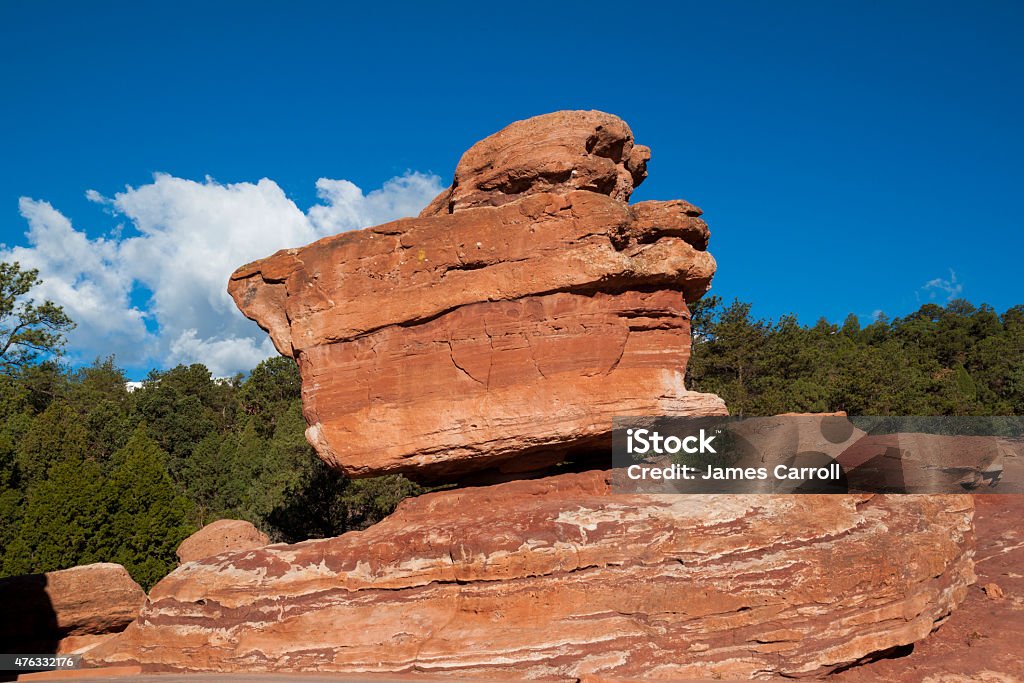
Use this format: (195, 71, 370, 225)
(83, 111, 977, 679)
(86, 471, 975, 679)
(0, 562, 145, 655)
(229, 110, 724, 481)
(176, 519, 270, 565)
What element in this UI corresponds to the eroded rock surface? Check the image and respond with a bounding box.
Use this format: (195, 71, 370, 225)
(86, 471, 975, 679)
(176, 519, 270, 565)
(836, 494, 1024, 682)
(229, 111, 725, 480)
(419, 110, 651, 216)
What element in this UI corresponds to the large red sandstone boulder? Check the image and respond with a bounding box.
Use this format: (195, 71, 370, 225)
(176, 519, 270, 564)
(0, 563, 145, 654)
(85, 471, 974, 679)
(229, 111, 725, 481)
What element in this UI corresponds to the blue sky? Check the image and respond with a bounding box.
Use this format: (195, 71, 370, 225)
(1, 1, 1021, 377)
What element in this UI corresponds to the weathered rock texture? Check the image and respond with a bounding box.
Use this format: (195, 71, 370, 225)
(228, 110, 725, 481)
(176, 519, 270, 565)
(836, 494, 1024, 683)
(0, 563, 145, 655)
(419, 110, 651, 216)
(86, 471, 975, 679)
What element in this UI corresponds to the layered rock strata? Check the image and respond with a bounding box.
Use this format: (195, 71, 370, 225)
(86, 471, 975, 679)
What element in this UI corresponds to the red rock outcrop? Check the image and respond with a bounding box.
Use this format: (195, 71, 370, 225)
(176, 519, 270, 565)
(0, 563, 145, 655)
(86, 471, 975, 679)
(229, 111, 725, 481)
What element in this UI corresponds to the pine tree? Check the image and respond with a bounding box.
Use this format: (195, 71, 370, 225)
(0, 261, 74, 375)
(16, 401, 89, 488)
(181, 432, 241, 525)
(8, 455, 107, 575)
(103, 427, 195, 589)
(67, 357, 135, 461)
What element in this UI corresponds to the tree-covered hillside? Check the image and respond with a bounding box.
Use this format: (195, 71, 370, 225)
(0, 357, 422, 589)
(688, 297, 1024, 417)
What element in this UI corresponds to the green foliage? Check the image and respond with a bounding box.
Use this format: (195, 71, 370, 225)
(266, 463, 423, 542)
(132, 364, 234, 480)
(67, 358, 135, 458)
(6, 427, 194, 589)
(8, 455, 107, 576)
(0, 419, 24, 567)
(0, 262, 75, 375)
(239, 356, 302, 437)
(239, 403, 314, 523)
(0, 353, 421, 588)
(180, 433, 241, 525)
(688, 298, 1024, 416)
(15, 361, 69, 413)
(16, 401, 90, 487)
(103, 428, 195, 589)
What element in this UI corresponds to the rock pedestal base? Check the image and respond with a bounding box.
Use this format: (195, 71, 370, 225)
(86, 472, 974, 680)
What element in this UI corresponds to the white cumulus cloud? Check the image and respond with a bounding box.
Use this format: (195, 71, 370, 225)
(2, 171, 443, 376)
